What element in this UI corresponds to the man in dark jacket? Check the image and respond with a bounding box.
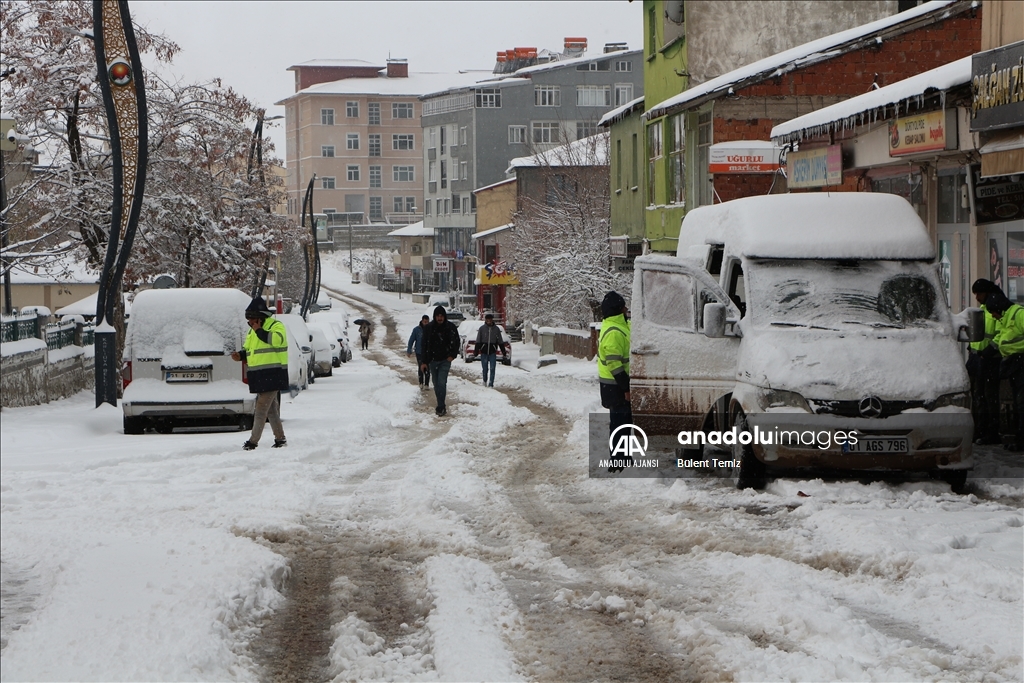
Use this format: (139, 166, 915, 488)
(968, 279, 1002, 444)
(475, 313, 507, 387)
(421, 305, 460, 415)
(406, 315, 431, 389)
(231, 297, 288, 450)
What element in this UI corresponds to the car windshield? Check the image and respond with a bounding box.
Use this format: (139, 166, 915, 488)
(747, 259, 945, 331)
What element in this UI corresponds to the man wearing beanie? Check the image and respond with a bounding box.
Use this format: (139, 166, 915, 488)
(421, 305, 460, 416)
(231, 297, 289, 450)
(968, 279, 1003, 445)
(598, 291, 632, 470)
(988, 290, 1024, 451)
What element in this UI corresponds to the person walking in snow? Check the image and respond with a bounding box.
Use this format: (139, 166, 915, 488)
(475, 313, 506, 387)
(597, 291, 632, 471)
(359, 321, 371, 351)
(407, 315, 431, 389)
(421, 305, 460, 416)
(231, 297, 288, 451)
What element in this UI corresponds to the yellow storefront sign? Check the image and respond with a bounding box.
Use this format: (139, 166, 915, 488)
(477, 262, 521, 286)
(888, 111, 947, 157)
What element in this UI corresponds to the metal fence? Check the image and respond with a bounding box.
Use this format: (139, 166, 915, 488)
(1, 313, 95, 349)
(1, 313, 39, 343)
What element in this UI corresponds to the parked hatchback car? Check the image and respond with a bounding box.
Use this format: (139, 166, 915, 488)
(277, 313, 316, 385)
(122, 288, 254, 434)
(460, 319, 512, 365)
(309, 326, 334, 377)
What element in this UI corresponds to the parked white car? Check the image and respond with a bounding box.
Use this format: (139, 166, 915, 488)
(459, 320, 512, 365)
(309, 326, 334, 377)
(309, 311, 353, 362)
(122, 288, 254, 434)
(277, 313, 316, 385)
(282, 323, 308, 395)
(629, 193, 979, 491)
(307, 322, 341, 367)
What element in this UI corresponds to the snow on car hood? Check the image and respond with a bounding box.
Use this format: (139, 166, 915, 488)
(736, 327, 968, 400)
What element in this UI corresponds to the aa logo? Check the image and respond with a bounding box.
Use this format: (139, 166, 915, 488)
(609, 424, 648, 459)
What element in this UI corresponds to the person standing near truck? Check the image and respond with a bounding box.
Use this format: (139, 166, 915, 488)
(597, 291, 632, 470)
(988, 290, 1024, 451)
(968, 279, 1003, 445)
(231, 297, 288, 451)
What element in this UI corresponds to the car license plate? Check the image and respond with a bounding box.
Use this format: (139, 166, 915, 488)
(165, 370, 209, 383)
(844, 437, 908, 454)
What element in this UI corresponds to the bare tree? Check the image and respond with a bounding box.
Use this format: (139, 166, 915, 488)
(507, 132, 630, 328)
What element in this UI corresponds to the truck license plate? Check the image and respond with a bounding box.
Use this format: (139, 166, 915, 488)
(844, 437, 908, 454)
(165, 370, 209, 383)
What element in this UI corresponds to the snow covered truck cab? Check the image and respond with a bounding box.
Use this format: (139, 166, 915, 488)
(629, 193, 983, 490)
(121, 288, 256, 434)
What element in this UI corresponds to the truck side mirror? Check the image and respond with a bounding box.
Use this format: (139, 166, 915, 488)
(704, 303, 727, 338)
(964, 307, 985, 343)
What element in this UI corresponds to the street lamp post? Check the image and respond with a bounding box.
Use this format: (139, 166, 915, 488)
(247, 111, 284, 301)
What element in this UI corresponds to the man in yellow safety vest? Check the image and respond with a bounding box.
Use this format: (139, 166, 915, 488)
(598, 291, 632, 471)
(231, 297, 289, 450)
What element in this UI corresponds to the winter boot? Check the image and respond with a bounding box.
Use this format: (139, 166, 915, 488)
(272, 439, 287, 448)
(242, 440, 258, 451)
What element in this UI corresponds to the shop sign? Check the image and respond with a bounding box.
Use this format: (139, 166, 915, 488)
(708, 143, 781, 173)
(477, 261, 520, 286)
(971, 42, 1024, 132)
(971, 164, 1024, 225)
(786, 145, 842, 188)
(609, 236, 628, 258)
(888, 111, 947, 156)
(434, 258, 451, 273)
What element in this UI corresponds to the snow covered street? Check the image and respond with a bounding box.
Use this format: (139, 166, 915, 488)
(2, 269, 1022, 682)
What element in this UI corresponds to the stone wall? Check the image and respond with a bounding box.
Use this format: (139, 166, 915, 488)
(1, 344, 95, 408)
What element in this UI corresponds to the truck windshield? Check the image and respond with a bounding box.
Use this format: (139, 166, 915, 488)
(748, 259, 944, 330)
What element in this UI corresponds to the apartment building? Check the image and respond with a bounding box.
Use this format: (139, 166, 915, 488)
(277, 59, 483, 227)
(420, 41, 644, 292)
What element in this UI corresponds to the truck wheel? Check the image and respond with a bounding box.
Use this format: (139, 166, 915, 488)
(940, 470, 968, 494)
(155, 420, 174, 434)
(733, 412, 767, 490)
(123, 416, 144, 435)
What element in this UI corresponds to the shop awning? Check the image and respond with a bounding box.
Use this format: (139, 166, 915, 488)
(980, 130, 1024, 178)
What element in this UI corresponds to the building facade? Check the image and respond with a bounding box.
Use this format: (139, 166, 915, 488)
(277, 59, 483, 227)
(420, 44, 644, 292)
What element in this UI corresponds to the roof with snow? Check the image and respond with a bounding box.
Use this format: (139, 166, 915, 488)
(288, 59, 385, 69)
(599, 96, 645, 127)
(677, 193, 934, 260)
(387, 221, 433, 238)
(277, 71, 489, 102)
(645, 0, 966, 120)
(771, 56, 971, 143)
(506, 132, 609, 173)
(473, 177, 516, 194)
(472, 223, 513, 240)
(510, 49, 641, 77)
(8, 254, 99, 285)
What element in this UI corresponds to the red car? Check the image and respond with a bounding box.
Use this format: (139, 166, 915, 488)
(460, 320, 512, 365)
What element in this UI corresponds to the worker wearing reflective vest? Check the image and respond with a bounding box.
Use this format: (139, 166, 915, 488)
(231, 297, 288, 450)
(968, 279, 1002, 445)
(598, 291, 632, 470)
(987, 290, 1024, 451)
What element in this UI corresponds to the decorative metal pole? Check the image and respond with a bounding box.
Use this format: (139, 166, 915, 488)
(299, 176, 315, 316)
(93, 0, 147, 407)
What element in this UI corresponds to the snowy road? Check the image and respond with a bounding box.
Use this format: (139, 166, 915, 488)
(2, 273, 1022, 682)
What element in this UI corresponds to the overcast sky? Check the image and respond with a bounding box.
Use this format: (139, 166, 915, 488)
(129, 1, 643, 159)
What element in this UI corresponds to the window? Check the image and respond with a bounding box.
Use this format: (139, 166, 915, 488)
(406, 197, 416, 212)
(392, 102, 413, 119)
(459, 126, 467, 146)
(346, 101, 359, 118)
(428, 161, 436, 182)
(321, 145, 335, 158)
(393, 166, 415, 182)
(369, 165, 382, 188)
(476, 88, 501, 108)
(368, 102, 380, 125)
(648, 6, 657, 57)
(429, 127, 436, 149)
(323, 208, 336, 214)
(577, 85, 611, 107)
(462, 196, 469, 214)
(440, 126, 446, 154)
(532, 121, 561, 144)
(616, 138, 622, 190)
(369, 196, 383, 220)
(346, 133, 359, 150)
(535, 85, 561, 106)
(696, 110, 713, 208)
(647, 120, 662, 205)
(369, 134, 381, 157)
(452, 193, 461, 213)
(460, 161, 468, 180)
(509, 125, 526, 144)
(394, 196, 405, 213)
(576, 121, 597, 140)
(392, 134, 414, 151)
(577, 60, 611, 71)
(321, 176, 336, 189)
(669, 114, 685, 205)
(615, 83, 634, 106)
(470, 194, 476, 214)
(440, 161, 447, 188)
(347, 165, 360, 182)
(444, 198, 450, 215)
(642, 270, 694, 329)
(615, 60, 632, 72)
(631, 132, 638, 188)
(425, 199, 432, 216)
(449, 125, 458, 151)
(321, 108, 334, 125)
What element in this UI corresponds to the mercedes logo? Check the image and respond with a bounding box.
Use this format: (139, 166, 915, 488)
(858, 395, 883, 418)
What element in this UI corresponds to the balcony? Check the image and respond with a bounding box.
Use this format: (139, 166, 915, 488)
(386, 212, 423, 225)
